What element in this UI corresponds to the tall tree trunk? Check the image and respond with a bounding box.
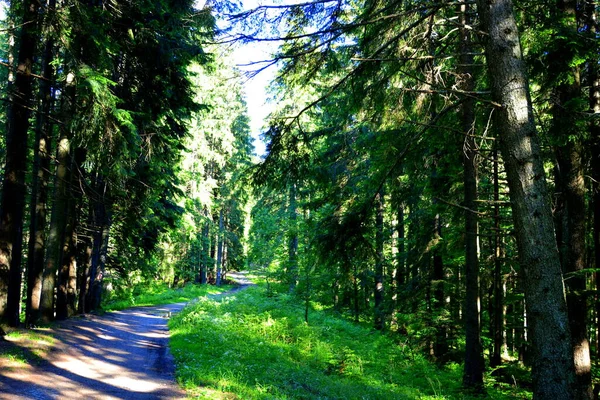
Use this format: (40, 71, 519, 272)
(86, 176, 109, 312)
(588, 0, 600, 361)
(288, 183, 298, 292)
(432, 211, 447, 360)
(200, 211, 209, 284)
(77, 233, 92, 314)
(39, 73, 76, 324)
(396, 193, 405, 290)
(556, 102, 591, 400)
(393, 186, 406, 320)
(551, 2, 591, 398)
(56, 148, 85, 319)
(25, 21, 55, 325)
(461, 2, 484, 387)
(353, 259, 359, 323)
(216, 208, 224, 286)
(0, 0, 41, 326)
(477, 0, 575, 396)
(491, 146, 505, 367)
(374, 189, 385, 330)
(89, 209, 109, 311)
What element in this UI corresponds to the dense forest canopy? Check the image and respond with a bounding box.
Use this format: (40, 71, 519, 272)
(0, 0, 599, 398)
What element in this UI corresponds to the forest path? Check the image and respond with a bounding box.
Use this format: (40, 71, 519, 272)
(0, 272, 253, 399)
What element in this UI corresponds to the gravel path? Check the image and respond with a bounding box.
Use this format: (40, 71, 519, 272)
(0, 272, 253, 399)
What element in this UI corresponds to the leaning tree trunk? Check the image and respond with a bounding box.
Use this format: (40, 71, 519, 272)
(460, 1, 484, 388)
(0, 0, 41, 326)
(476, 0, 575, 397)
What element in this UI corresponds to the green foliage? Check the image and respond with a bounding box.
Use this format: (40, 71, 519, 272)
(102, 282, 232, 312)
(169, 285, 526, 399)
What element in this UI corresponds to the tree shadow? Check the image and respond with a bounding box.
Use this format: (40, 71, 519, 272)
(0, 303, 188, 399)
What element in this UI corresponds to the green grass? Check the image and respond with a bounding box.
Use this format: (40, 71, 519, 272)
(102, 282, 233, 311)
(169, 285, 530, 399)
(0, 328, 55, 365)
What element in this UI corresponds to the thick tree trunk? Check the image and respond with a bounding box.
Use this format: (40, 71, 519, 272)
(86, 177, 110, 312)
(374, 189, 385, 330)
(461, 2, 484, 387)
(555, 104, 591, 400)
(477, 0, 575, 397)
(56, 148, 85, 319)
(551, 2, 591, 398)
(77, 235, 92, 314)
(25, 26, 55, 326)
(92, 222, 110, 310)
(39, 74, 76, 324)
(0, 0, 41, 326)
(588, 1, 600, 361)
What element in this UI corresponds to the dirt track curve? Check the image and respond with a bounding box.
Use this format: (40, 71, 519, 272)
(0, 272, 253, 399)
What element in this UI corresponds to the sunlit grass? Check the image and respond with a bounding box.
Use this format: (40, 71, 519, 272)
(0, 328, 55, 366)
(102, 282, 233, 311)
(169, 285, 528, 399)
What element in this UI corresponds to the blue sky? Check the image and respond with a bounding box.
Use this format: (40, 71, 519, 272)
(229, 0, 280, 158)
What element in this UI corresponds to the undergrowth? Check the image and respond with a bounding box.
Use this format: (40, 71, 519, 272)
(102, 282, 233, 311)
(169, 284, 530, 399)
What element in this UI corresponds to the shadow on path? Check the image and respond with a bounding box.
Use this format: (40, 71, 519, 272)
(1, 303, 187, 399)
(0, 275, 254, 399)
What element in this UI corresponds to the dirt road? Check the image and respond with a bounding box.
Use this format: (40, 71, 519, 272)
(0, 302, 187, 399)
(0, 273, 253, 399)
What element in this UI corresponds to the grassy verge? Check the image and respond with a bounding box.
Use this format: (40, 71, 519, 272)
(102, 282, 233, 311)
(0, 329, 55, 367)
(169, 285, 530, 399)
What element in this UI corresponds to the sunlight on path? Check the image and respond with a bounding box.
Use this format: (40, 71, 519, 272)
(0, 304, 188, 399)
(0, 275, 254, 399)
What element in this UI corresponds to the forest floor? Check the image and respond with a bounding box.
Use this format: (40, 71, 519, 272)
(0, 273, 253, 399)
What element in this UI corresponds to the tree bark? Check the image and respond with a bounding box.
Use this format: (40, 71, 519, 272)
(216, 208, 224, 286)
(56, 148, 85, 319)
(476, 0, 575, 397)
(77, 233, 92, 314)
(460, 2, 484, 388)
(39, 73, 76, 324)
(587, 0, 600, 362)
(0, 0, 41, 326)
(550, 2, 591, 398)
(374, 189, 385, 330)
(491, 146, 505, 367)
(25, 21, 55, 325)
(432, 211, 447, 360)
(86, 176, 110, 312)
